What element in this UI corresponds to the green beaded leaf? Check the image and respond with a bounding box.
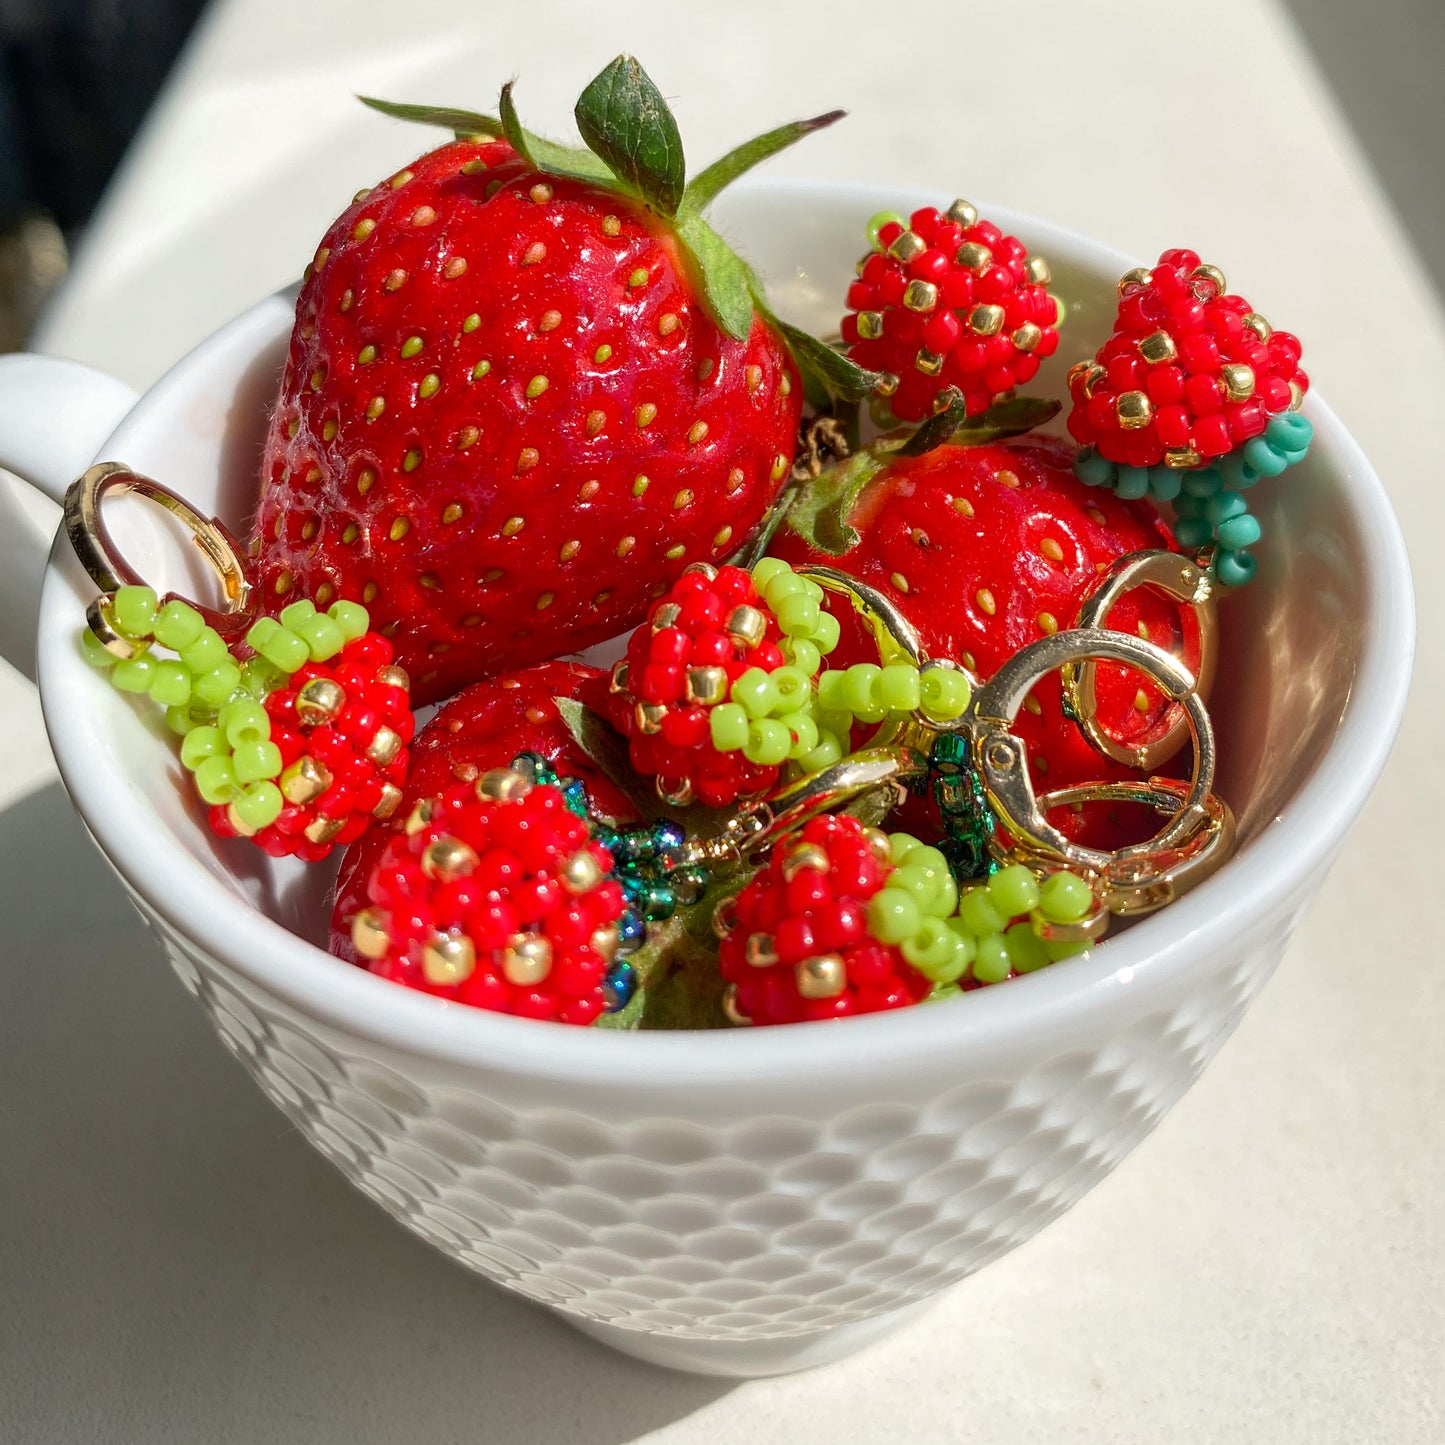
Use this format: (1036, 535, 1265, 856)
(574, 55, 685, 217)
(357, 95, 504, 140)
(497, 82, 617, 187)
(683, 109, 845, 213)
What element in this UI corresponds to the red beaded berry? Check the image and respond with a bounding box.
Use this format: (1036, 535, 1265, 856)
(1065, 249, 1308, 468)
(841, 200, 1061, 423)
(718, 815, 935, 1026)
(208, 633, 414, 861)
(607, 560, 840, 809)
(350, 766, 625, 1025)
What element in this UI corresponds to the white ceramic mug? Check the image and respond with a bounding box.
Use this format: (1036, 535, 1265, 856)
(0, 182, 1414, 1377)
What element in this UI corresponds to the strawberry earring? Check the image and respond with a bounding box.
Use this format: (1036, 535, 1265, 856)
(65, 462, 414, 859)
(1065, 252, 1312, 585)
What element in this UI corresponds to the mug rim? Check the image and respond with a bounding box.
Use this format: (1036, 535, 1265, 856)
(35, 179, 1417, 1087)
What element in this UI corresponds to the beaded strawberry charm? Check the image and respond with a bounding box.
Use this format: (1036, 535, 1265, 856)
(66, 463, 412, 860)
(1065, 250, 1312, 585)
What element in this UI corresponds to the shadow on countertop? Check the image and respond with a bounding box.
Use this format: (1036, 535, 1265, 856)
(0, 783, 730, 1444)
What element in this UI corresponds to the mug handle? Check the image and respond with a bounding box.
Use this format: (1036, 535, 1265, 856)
(0, 354, 140, 680)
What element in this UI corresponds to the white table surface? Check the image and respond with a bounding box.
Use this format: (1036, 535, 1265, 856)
(4, 0, 1442, 1439)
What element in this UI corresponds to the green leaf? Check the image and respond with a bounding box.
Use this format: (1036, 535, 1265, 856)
(774, 317, 882, 404)
(674, 211, 756, 341)
(552, 696, 659, 822)
(358, 95, 503, 139)
(683, 110, 845, 213)
(943, 394, 1062, 446)
(574, 55, 685, 216)
(900, 388, 971, 456)
(779, 449, 886, 556)
(497, 81, 617, 186)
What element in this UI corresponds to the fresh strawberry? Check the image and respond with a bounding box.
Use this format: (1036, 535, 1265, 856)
(253, 58, 873, 704)
(841, 201, 1060, 422)
(767, 433, 1196, 831)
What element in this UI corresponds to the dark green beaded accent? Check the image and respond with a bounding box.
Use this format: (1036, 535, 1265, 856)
(924, 732, 997, 884)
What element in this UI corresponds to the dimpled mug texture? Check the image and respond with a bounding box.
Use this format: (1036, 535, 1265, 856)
(35, 182, 1411, 1375)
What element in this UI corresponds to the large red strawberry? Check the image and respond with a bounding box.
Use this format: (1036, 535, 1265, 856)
(331, 660, 634, 964)
(768, 432, 1198, 833)
(253, 57, 873, 704)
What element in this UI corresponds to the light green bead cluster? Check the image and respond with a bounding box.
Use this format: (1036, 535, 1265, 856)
(936, 864, 1098, 996)
(83, 587, 370, 830)
(866, 834, 963, 983)
(707, 559, 844, 773)
(815, 660, 971, 737)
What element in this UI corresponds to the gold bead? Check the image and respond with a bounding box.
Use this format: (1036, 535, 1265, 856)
(969, 304, 1005, 337)
(1243, 312, 1272, 342)
(873, 371, 900, 397)
(502, 933, 553, 985)
(682, 561, 718, 582)
(1220, 362, 1255, 402)
(914, 348, 945, 377)
(559, 849, 604, 895)
(1116, 390, 1153, 429)
(375, 664, 410, 692)
(725, 604, 767, 649)
(372, 782, 404, 820)
(608, 660, 630, 695)
(902, 279, 938, 313)
(712, 895, 739, 940)
(1138, 330, 1178, 366)
(855, 310, 885, 341)
(780, 840, 830, 881)
(296, 677, 346, 725)
(1288, 379, 1305, 411)
(1191, 263, 1227, 295)
(304, 815, 346, 845)
(366, 725, 403, 767)
(1011, 322, 1042, 352)
(887, 230, 926, 263)
(945, 199, 978, 227)
(955, 240, 992, 272)
(684, 665, 729, 706)
(1165, 446, 1203, 469)
(722, 983, 751, 1026)
(932, 385, 964, 414)
(1117, 266, 1151, 295)
(279, 754, 332, 805)
(591, 926, 620, 963)
(744, 933, 779, 968)
(651, 602, 682, 631)
(405, 797, 435, 835)
(224, 801, 259, 838)
(634, 701, 667, 736)
(351, 907, 391, 961)
(422, 835, 478, 881)
(862, 826, 892, 866)
(422, 932, 475, 985)
(476, 767, 532, 804)
(796, 953, 847, 999)
(1023, 254, 1051, 286)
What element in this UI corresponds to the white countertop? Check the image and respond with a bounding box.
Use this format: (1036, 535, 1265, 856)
(3, 0, 1442, 1439)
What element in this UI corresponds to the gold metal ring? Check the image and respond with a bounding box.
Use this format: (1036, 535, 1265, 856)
(970, 625, 1219, 874)
(1060, 549, 1217, 771)
(795, 564, 931, 669)
(1026, 778, 1236, 915)
(64, 461, 256, 640)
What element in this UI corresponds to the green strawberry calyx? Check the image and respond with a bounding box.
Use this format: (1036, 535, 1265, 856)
(777, 394, 1062, 556)
(359, 54, 879, 406)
